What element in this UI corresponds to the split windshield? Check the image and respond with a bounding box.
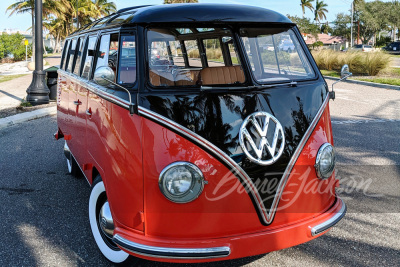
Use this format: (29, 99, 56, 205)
(146, 26, 315, 88)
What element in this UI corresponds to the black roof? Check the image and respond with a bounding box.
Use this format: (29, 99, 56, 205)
(129, 4, 291, 24)
(70, 4, 292, 36)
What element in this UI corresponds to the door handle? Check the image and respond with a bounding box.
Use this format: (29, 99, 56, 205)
(86, 109, 92, 116)
(73, 100, 82, 106)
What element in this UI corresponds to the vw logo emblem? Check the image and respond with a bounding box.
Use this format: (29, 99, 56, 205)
(239, 112, 285, 165)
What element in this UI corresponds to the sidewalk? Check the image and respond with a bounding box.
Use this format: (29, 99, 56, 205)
(0, 55, 60, 129)
(0, 74, 33, 110)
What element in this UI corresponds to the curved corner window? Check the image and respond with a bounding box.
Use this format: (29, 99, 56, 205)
(147, 27, 245, 88)
(240, 28, 315, 84)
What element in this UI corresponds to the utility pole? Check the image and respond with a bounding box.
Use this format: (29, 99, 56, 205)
(26, 0, 50, 105)
(351, 1, 354, 47)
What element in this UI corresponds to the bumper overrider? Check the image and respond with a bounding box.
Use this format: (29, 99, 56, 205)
(113, 197, 346, 262)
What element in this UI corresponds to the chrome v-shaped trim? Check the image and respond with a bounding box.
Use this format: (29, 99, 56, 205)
(138, 94, 329, 225)
(58, 69, 330, 224)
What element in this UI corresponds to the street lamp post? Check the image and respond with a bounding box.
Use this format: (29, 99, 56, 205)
(26, 0, 49, 106)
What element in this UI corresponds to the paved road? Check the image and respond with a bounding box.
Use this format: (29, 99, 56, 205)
(391, 56, 400, 68)
(0, 80, 399, 266)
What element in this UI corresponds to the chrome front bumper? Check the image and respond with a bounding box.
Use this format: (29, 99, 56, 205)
(113, 234, 231, 259)
(113, 198, 345, 260)
(311, 198, 347, 236)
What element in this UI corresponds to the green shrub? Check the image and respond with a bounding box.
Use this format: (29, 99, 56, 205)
(45, 46, 53, 53)
(205, 48, 222, 61)
(188, 49, 200, 58)
(312, 50, 390, 76)
(261, 51, 290, 65)
(0, 33, 31, 61)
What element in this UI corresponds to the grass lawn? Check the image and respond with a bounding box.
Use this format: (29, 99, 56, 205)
(354, 77, 400, 86)
(0, 74, 27, 83)
(43, 53, 61, 58)
(321, 67, 400, 86)
(320, 70, 340, 78)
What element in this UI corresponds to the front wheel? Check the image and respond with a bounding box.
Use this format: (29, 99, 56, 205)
(89, 176, 129, 263)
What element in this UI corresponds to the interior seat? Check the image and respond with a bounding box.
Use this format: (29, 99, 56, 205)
(175, 69, 200, 86)
(149, 70, 174, 86)
(200, 66, 245, 85)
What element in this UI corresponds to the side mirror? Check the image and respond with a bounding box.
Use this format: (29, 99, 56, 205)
(340, 64, 352, 79)
(93, 66, 115, 87)
(93, 66, 137, 115)
(330, 64, 353, 100)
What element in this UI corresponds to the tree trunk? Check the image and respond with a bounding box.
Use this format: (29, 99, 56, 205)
(56, 34, 61, 54)
(31, 11, 35, 62)
(55, 34, 60, 54)
(43, 38, 48, 55)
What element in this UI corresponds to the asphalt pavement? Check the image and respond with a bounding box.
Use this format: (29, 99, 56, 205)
(0, 80, 399, 266)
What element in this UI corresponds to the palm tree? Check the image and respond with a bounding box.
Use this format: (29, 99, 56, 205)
(44, 18, 71, 53)
(164, 0, 198, 4)
(67, 0, 116, 29)
(92, 0, 116, 19)
(300, 0, 314, 18)
(314, 0, 328, 24)
(7, 0, 66, 60)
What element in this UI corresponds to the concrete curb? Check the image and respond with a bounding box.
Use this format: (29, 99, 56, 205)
(0, 106, 56, 130)
(324, 76, 400, 91)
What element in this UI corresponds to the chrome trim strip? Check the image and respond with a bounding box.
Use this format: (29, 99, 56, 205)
(113, 234, 230, 259)
(138, 94, 330, 225)
(311, 198, 346, 236)
(138, 106, 269, 223)
(57, 69, 131, 109)
(57, 68, 331, 224)
(267, 94, 330, 223)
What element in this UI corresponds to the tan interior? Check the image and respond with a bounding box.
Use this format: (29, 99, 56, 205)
(149, 70, 174, 86)
(149, 66, 245, 87)
(200, 66, 245, 85)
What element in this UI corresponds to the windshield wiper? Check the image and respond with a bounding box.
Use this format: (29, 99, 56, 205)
(201, 81, 297, 92)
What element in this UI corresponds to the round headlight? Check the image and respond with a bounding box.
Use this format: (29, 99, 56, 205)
(315, 143, 336, 179)
(159, 162, 205, 203)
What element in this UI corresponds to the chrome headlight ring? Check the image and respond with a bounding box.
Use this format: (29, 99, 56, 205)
(159, 162, 205, 203)
(315, 143, 336, 180)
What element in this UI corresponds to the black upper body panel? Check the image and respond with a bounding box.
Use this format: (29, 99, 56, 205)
(69, 4, 293, 37)
(129, 4, 292, 24)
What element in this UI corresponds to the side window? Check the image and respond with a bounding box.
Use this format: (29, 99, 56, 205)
(60, 40, 69, 69)
(63, 40, 73, 71)
(184, 40, 202, 67)
(81, 36, 97, 79)
(94, 33, 119, 84)
(66, 38, 79, 72)
(73, 37, 85, 76)
(203, 38, 224, 66)
(118, 34, 136, 84)
(228, 42, 240, 66)
(168, 40, 184, 67)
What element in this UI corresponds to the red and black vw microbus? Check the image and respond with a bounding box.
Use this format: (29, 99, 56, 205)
(55, 4, 347, 264)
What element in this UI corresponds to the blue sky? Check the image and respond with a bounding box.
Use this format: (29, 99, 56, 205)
(0, 0, 365, 33)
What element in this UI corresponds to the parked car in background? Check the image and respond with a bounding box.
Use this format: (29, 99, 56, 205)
(278, 39, 295, 52)
(382, 41, 400, 54)
(351, 44, 373, 52)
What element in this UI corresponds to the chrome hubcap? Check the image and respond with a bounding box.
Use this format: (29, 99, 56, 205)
(99, 201, 114, 239)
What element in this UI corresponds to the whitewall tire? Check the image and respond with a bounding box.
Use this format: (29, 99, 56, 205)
(89, 177, 129, 263)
